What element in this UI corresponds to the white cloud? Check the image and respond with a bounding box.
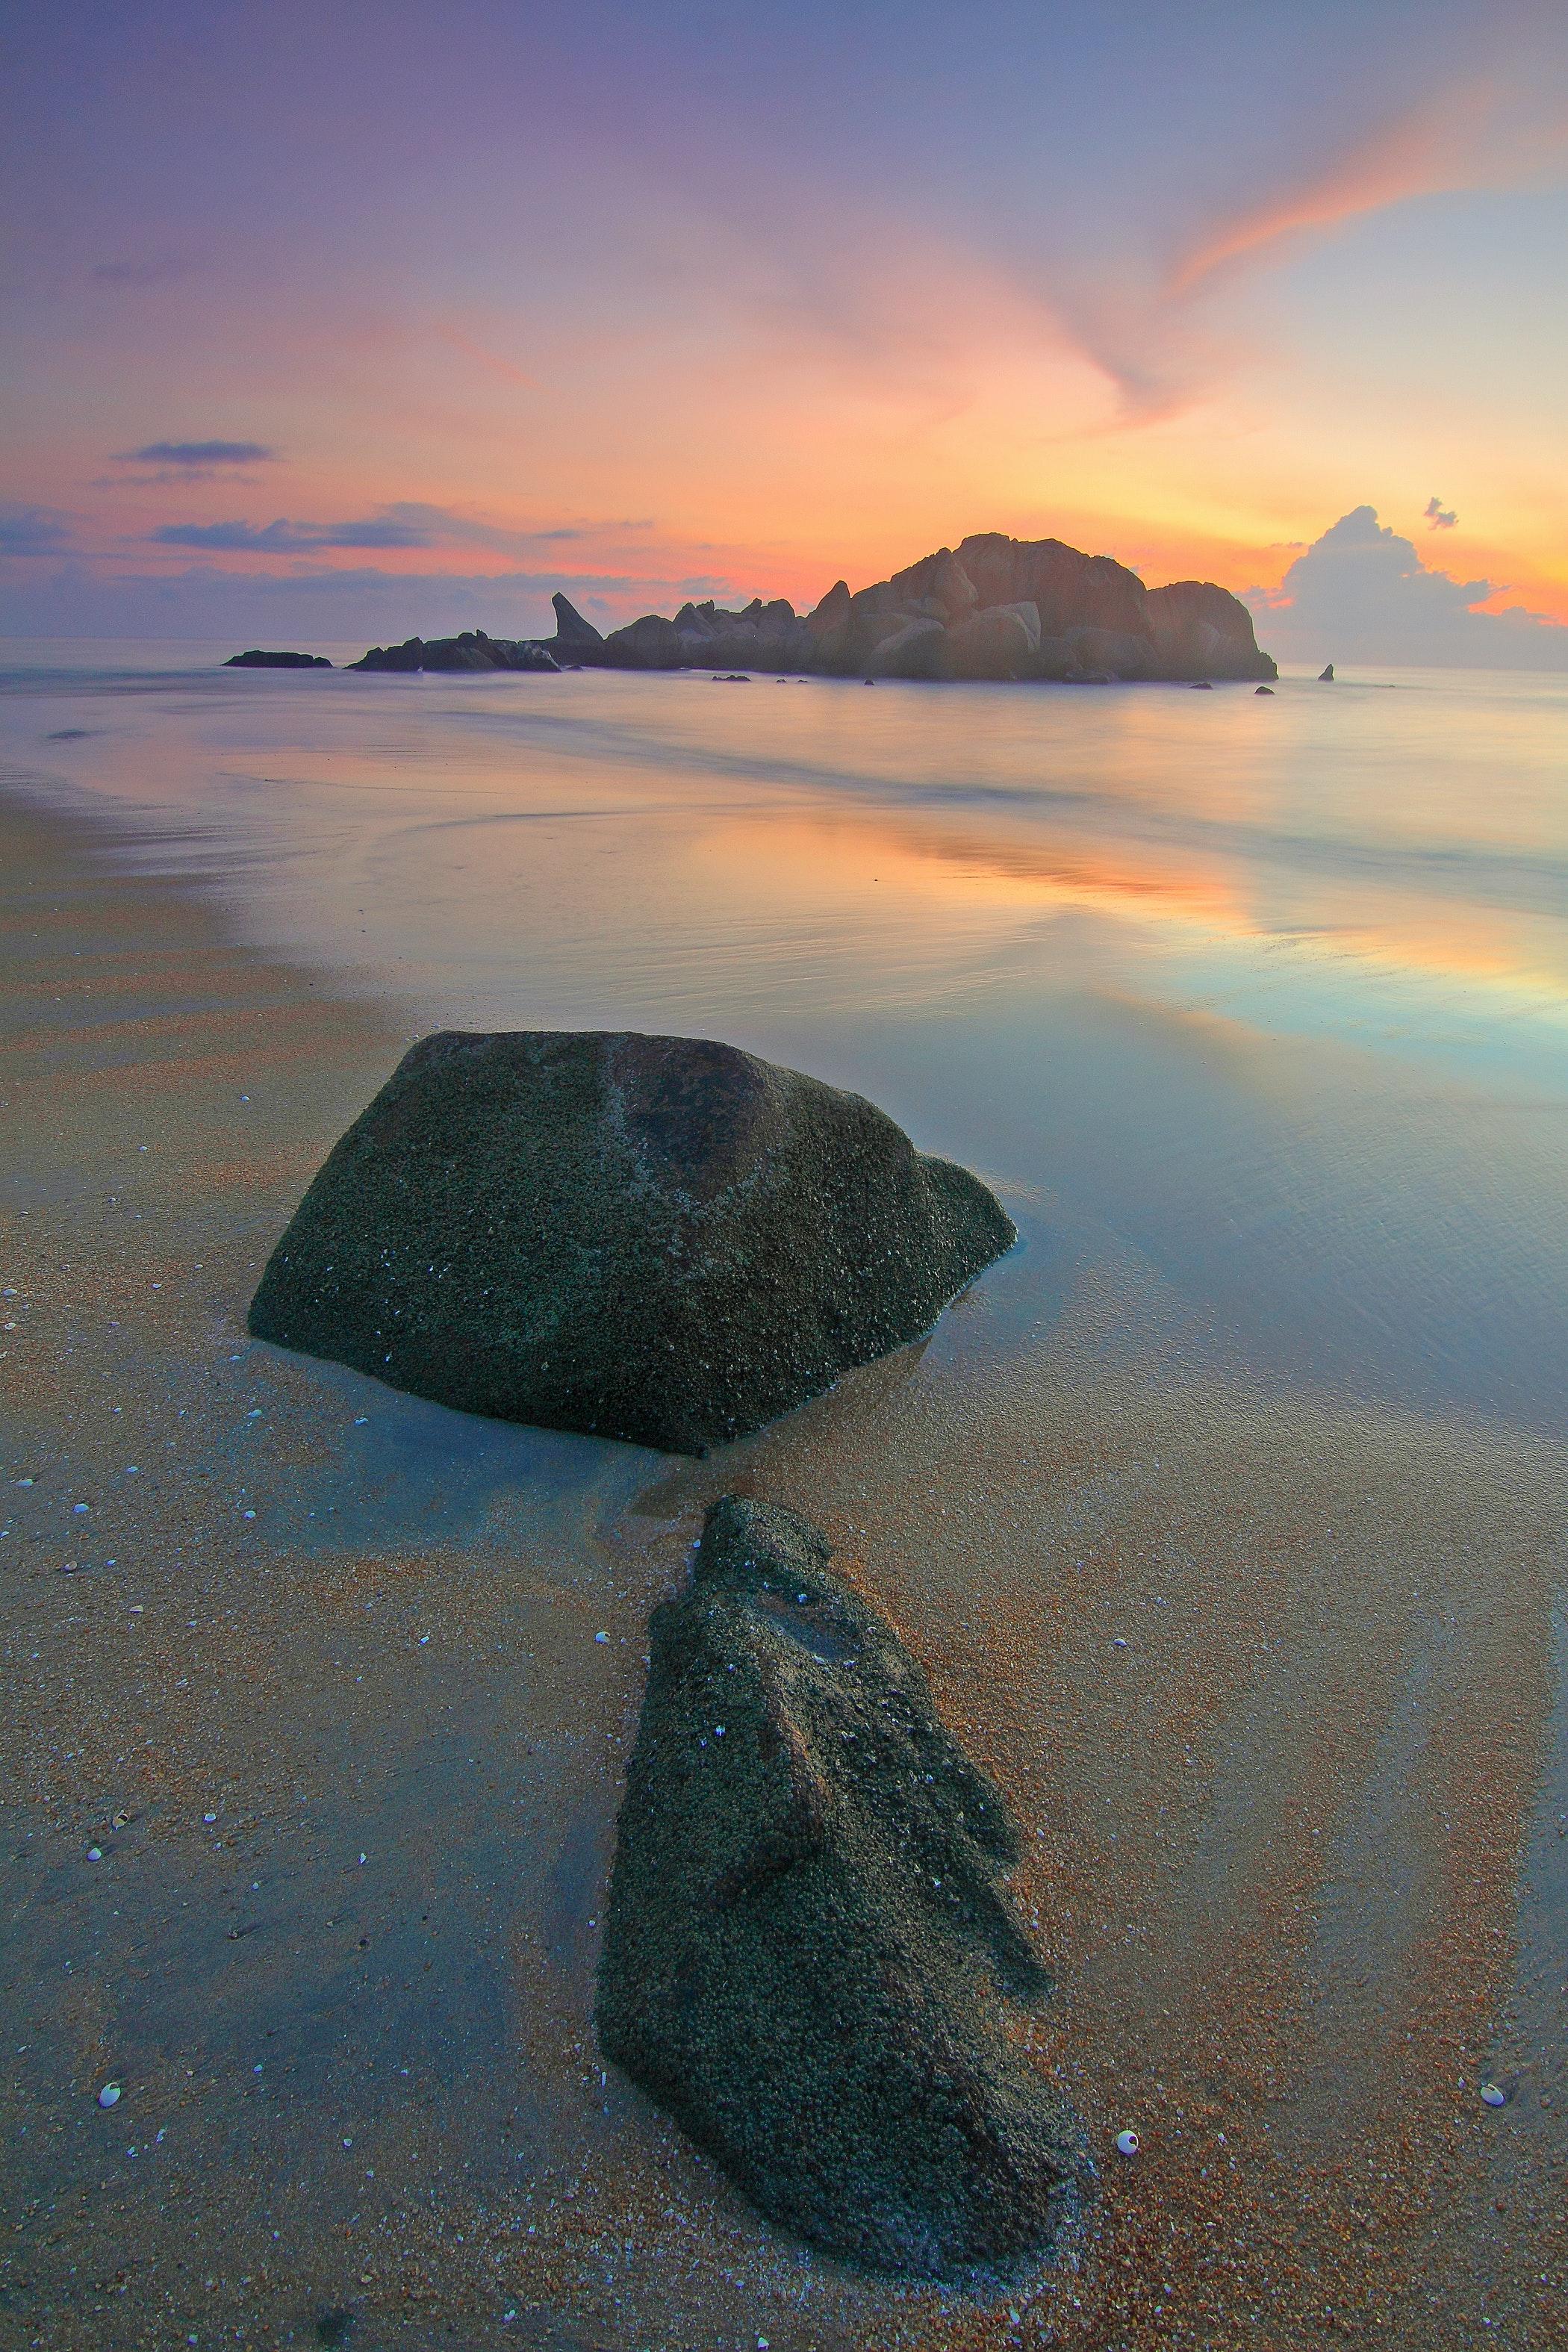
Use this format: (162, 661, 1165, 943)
(1247, 505, 1568, 669)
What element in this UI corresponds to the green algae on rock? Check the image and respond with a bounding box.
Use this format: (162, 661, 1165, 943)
(246, 1030, 1014, 1455)
(597, 1496, 1089, 2280)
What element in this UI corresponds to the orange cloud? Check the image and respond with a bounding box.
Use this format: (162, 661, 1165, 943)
(1172, 78, 1566, 296)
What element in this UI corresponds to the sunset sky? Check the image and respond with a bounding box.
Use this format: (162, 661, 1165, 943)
(3, 0, 1566, 656)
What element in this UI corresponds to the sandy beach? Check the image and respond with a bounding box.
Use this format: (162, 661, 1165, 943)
(2, 772, 1567, 2348)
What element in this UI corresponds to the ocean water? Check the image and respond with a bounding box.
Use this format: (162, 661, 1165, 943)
(4, 642, 1567, 1434)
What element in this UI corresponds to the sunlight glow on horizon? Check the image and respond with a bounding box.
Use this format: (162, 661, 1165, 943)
(2, 1, 1565, 647)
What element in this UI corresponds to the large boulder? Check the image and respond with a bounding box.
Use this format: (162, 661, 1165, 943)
(224, 649, 332, 669)
(888, 547, 980, 624)
(598, 1496, 1089, 2278)
(1065, 625, 1153, 679)
(603, 612, 684, 670)
(948, 602, 1041, 679)
(420, 632, 498, 671)
(349, 631, 559, 675)
(551, 591, 605, 650)
(866, 616, 949, 679)
(815, 605, 930, 676)
(955, 535, 1152, 644)
(804, 578, 852, 640)
(247, 1031, 1014, 1455)
(347, 637, 424, 672)
(1145, 581, 1276, 680)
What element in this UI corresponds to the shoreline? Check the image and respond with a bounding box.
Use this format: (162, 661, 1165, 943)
(3, 775, 1567, 2348)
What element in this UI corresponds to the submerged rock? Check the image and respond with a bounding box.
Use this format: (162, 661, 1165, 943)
(247, 1031, 1013, 1454)
(597, 1496, 1089, 2278)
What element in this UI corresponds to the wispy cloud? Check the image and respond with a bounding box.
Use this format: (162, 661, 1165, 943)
(0, 503, 75, 557)
(118, 441, 278, 468)
(1057, 75, 1568, 422)
(1424, 496, 1458, 529)
(1169, 107, 1457, 297)
(147, 504, 656, 556)
(150, 516, 429, 551)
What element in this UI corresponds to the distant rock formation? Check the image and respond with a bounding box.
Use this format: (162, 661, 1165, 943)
(347, 629, 559, 673)
(598, 1495, 1089, 2278)
(247, 1030, 1014, 1455)
(550, 592, 605, 656)
(532, 533, 1275, 682)
(341, 533, 1276, 684)
(224, 649, 332, 669)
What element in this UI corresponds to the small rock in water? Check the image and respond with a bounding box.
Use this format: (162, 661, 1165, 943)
(98, 2083, 122, 2109)
(1116, 2129, 1140, 2156)
(1481, 2082, 1508, 2108)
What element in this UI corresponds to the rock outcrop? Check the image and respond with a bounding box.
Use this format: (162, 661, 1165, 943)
(550, 592, 605, 656)
(247, 1030, 1013, 1455)
(348, 630, 559, 673)
(224, 649, 332, 669)
(598, 1496, 1089, 2278)
(343, 532, 1276, 683)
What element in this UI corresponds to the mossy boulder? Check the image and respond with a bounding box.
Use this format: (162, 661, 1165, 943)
(597, 1497, 1088, 2278)
(247, 1030, 1013, 1455)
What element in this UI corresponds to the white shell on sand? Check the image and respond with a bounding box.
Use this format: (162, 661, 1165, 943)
(1116, 2128, 1140, 2156)
(97, 2084, 121, 2109)
(1480, 2083, 1508, 2108)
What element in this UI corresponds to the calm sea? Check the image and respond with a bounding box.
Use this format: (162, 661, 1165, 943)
(3, 641, 1565, 1437)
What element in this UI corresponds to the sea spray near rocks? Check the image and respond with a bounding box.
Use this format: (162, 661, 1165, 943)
(247, 1031, 1014, 1454)
(597, 1496, 1089, 2278)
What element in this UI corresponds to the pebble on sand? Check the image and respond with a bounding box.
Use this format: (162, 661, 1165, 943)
(1480, 2082, 1508, 2108)
(98, 2084, 122, 2109)
(1116, 2129, 1141, 2156)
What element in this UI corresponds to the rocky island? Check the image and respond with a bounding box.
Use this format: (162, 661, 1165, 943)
(346, 529, 1275, 682)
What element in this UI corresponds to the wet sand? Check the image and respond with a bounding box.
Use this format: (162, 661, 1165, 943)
(3, 781, 1567, 2349)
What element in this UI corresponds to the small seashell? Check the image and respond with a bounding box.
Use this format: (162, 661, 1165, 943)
(595, 1631, 609, 1643)
(1480, 2082, 1508, 2108)
(87, 1847, 102, 1862)
(1116, 2128, 1140, 2156)
(98, 2083, 121, 2109)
